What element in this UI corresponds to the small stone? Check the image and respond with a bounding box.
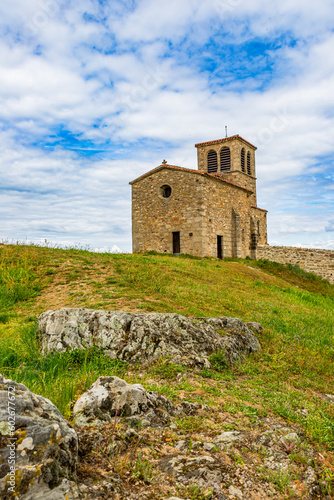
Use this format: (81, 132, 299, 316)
(141, 418, 151, 428)
(228, 485, 243, 498)
(282, 432, 299, 443)
(167, 497, 188, 500)
(256, 434, 273, 447)
(304, 466, 316, 485)
(215, 431, 241, 444)
(125, 428, 138, 439)
(192, 441, 202, 450)
(161, 455, 221, 489)
(203, 442, 216, 452)
(175, 440, 187, 450)
(181, 401, 200, 415)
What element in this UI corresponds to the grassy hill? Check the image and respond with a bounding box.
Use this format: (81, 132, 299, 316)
(0, 243, 333, 496)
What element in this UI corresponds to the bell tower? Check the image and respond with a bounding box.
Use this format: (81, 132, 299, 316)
(195, 135, 257, 205)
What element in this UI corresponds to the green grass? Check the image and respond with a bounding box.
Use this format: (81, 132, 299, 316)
(176, 483, 213, 500)
(0, 322, 127, 417)
(0, 244, 333, 452)
(150, 358, 186, 380)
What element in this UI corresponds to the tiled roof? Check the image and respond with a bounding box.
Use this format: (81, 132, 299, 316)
(251, 206, 268, 213)
(195, 135, 257, 150)
(130, 164, 253, 193)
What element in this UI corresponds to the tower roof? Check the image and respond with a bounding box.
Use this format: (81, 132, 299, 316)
(195, 135, 257, 150)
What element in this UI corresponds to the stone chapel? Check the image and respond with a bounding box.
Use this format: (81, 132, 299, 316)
(130, 134, 267, 259)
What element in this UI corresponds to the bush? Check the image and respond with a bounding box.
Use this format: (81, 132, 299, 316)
(208, 350, 229, 371)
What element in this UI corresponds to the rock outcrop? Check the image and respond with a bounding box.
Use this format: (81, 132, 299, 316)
(73, 376, 174, 428)
(0, 375, 79, 500)
(0, 372, 324, 499)
(160, 454, 224, 494)
(38, 308, 261, 367)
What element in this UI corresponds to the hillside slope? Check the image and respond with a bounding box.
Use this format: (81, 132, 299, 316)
(0, 244, 333, 498)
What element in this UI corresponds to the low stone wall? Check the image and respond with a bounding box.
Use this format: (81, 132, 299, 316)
(257, 245, 334, 284)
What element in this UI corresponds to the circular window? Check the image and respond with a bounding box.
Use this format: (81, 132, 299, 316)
(159, 185, 172, 199)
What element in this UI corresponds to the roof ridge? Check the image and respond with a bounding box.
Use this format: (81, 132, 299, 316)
(130, 164, 253, 193)
(195, 135, 257, 150)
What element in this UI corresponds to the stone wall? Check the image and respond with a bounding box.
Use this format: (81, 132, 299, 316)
(132, 167, 206, 256)
(257, 245, 334, 284)
(131, 166, 267, 258)
(200, 176, 267, 258)
(196, 136, 256, 178)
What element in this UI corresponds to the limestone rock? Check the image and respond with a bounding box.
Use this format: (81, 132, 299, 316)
(228, 485, 243, 498)
(181, 401, 201, 415)
(160, 454, 224, 491)
(281, 432, 299, 443)
(73, 376, 174, 428)
(167, 498, 189, 500)
(304, 466, 316, 485)
(38, 308, 260, 367)
(203, 442, 216, 452)
(0, 374, 78, 500)
(215, 431, 241, 446)
(175, 440, 187, 451)
(247, 322, 263, 334)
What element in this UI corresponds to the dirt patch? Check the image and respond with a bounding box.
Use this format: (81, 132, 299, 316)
(32, 258, 142, 315)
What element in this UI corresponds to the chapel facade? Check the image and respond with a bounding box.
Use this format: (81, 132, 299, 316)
(130, 135, 267, 259)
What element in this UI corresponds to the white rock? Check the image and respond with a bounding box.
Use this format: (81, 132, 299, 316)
(73, 376, 174, 428)
(175, 440, 187, 450)
(215, 431, 241, 444)
(38, 309, 261, 367)
(203, 442, 216, 452)
(282, 432, 299, 443)
(228, 485, 243, 498)
(0, 375, 78, 500)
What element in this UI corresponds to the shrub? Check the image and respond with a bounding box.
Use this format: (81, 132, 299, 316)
(208, 350, 229, 371)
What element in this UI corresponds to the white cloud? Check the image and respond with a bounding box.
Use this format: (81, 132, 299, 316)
(0, 0, 333, 251)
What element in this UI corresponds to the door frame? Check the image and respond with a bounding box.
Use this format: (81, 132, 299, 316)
(217, 235, 223, 259)
(173, 231, 180, 255)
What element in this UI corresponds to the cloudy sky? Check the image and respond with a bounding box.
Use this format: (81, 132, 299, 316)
(0, 0, 333, 252)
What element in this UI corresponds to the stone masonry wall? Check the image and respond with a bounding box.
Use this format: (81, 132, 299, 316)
(200, 176, 267, 258)
(257, 245, 334, 284)
(196, 137, 256, 178)
(131, 167, 267, 258)
(132, 168, 206, 256)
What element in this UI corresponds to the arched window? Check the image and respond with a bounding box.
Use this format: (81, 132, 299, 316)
(220, 147, 231, 171)
(207, 150, 218, 173)
(241, 148, 245, 173)
(247, 152, 251, 175)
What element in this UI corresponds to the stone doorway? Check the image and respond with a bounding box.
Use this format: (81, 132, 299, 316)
(173, 232, 180, 255)
(217, 235, 223, 259)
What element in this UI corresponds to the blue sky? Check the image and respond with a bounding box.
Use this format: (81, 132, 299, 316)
(0, 0, 333, 251)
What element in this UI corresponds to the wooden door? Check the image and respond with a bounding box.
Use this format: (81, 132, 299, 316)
(173, 232, 180, 254)
(217, 235, 223, 260)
